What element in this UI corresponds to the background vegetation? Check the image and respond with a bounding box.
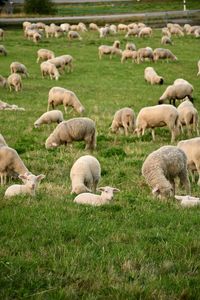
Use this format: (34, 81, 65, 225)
(0, 27, 200, 299)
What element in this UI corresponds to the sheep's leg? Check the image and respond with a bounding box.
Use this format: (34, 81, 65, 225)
(195, 163, 200, 186)
(151, 128, 155, 141)
(189, 169, 195, 183)
(179, 170, 191, 194)
(122, 123, 128, 136)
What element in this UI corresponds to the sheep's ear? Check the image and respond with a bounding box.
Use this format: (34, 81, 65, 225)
(113, 188, 120, 193)
(36, 174, 45, 181)
(18, 174, 27, 180)
(152, 186, 160, 196)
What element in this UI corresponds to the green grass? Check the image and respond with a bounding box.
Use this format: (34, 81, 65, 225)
(0, 28, 200, 299)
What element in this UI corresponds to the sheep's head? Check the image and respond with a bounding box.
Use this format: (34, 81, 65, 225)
(97, 186, 120, 201)
(19, 173, 45, 193)
(71, 184, 91, 195)
(45, 135, 59, 149)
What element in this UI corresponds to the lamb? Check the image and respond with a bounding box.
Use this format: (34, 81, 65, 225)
(177, 137, 200, 185)
(34, 110, 64, 128)
(98, 40, 121, 59)
(0, 146, 30, 185)
(138, 27, 152, 38)
(47, 87, 85, 114)
(78, 22, 87, 32)
(45, 117, 96, 150)
(159, 83, 193, 106)
(173, 78, 193, 88)
(10, 62, 29, 78)
(161, 36, 173, 45)
(0, 134, 8, 147)
(144, 67, 164, 85)
(142, 145, 190, 199)
(153, 48, 177, 62)
(98, 26, 110, 38)
(36, 48, 55, 63)
(68, 31, 82, 40)
(40, 61, 60, 81)
(197, 60, 200, 76)
(0, 28, 4, 40)
(0, 45, 7, 56)
(70, 155, 101, 194)
(125, 42, 136, 51)
(175, 195, 200, 207)
(121, 50, 137, 63)
(135, 104, 179, 142)
(137, 47, 154, 63)
(177, 100, 199, 136)
(74, 186, 120, 206)
(45, 25, 54, 38)
(5, 173, 45, 198)
(111, 107, 135, 136)
(0, 100, 25, 111)
(7, 73, 22, 92)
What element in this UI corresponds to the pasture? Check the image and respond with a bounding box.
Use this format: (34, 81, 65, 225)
(0, 27, 200, 299)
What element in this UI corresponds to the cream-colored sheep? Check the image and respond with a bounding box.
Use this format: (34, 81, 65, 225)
(40, 61, 60, 80)
(159, 83, 193, 105)
(175, 195, 200, 207)
(45, 25, 54, 38)
(36, 22, 46, 30)
(89, 23, 99, 31)
(10, 62, 29, 78)
(78, 22, 87, 32)
(161, 36, 173, 45)
(177, 100, 199, 136)
(118, 24, 128, 31)
(36, 48, 55, 63)
(111, 107, 135, 136)
(98, 40, 121, 59)
(144, 67, 164, 85)
(60, 23, 70, 32)
(142, 145, 190, 199)
(0, 45, 7, 56)
(138, 27, 152, 38)
(34, 110, 64, 128)
(121, 50, 137, 63)
(162, 27, 171, 37)
(98, 26, 110, 38)
(47, 87, 85, 114)
(0, 28, 4, 40)
(125, 42, 136, 51)
(45, 118, 96, 150)
(33, 32, 42, 43)
(197, 60, 200, 76)
(47, 56, 66, 73)
(135, 104, 179, 142)
(74, 186, 120, 206)
(5, 173, 45, 198)
(137, 47, 154, 63)
(177, 137, 200, 185)
(153, 48, 177, 62)
(170, 27, 184, 37)
(58, 55, 74, 72)
(68, 30, 82, 40)
(70, 155, 101, 194)
(7, 73, 22, 92)
(125, 28, 140, 38)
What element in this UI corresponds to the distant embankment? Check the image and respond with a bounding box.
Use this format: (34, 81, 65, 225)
(0, 9, 200, 28)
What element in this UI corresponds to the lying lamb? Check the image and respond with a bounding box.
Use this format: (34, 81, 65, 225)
(70, 155, 101, 194)
(5, 173, 45, 198)
(111, 107, 135, 136)
(74, 186, 120, 206)
(45, 117, 96, 150)
(10, 61, 29, 77)
(121, 50, 137, 63)
(34, 110, 64, 128)
(144, 67, 164, 85)
(175, 195, 200, 207)
(177, 100, 199, 136)
(0, 100, 25, 111)
(142, 145, 190, 199)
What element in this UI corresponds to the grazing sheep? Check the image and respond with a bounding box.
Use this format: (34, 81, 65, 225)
(36, 48, 55, 63)
(135, 104, 179, 142)
(121, 50, 137, 63)
(144, 67, 164, 85)
(159, 83, 194, 106)
(173, 78, 193, 88)
(111, 107, 135, 136)
(47, 87, 85, 114)
(142, 145, 190, 199)
(70, 155, 101, 194)
(0, 134, 8, 147)
(125, 42, 136, 51)
(0, 28, 4, 40)
(118, 24, 128, 32)
(10, 62, 29, 78)
(170, 27, 184, 37)
(33, 32, 42, 43)
(98, 26, 110, 38)
(68, 30, 82, 40)
(40, 61, 60, 81)
(125, 28, 140, 38)
(60, 23, 70, 32)
(0, 146, 30, 185)
(74, 186, 120, 206)
(7, 73, 22, 92)
(47, 57, 66, 73)
(0, 45, 7, 56)
(45, 117, 96, 150)
(0, 75, 7, 87)
(98, 40, 121, 59)
(177, 100, 199, 136)
(5, 173, 45, 198)
(197, 60, 200, 76)
(175, 195, 200, 207)
(78, 22, 87, 32)
(162, 27, 171, 37)
(89, 23, 99, 31)
(153, 48, 177, 62)
(58, 55, 74, 72)
(137, 47, 154, 63)
(138, 27, 152, 38)
(34, 110, 64, 128)
(161, 36, 173, 45)
(177, 137, 200, 185)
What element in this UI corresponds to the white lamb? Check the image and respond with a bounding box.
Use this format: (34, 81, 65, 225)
(144, 67, 164, 85)
(34, 110, 64, 128)
(135, 104, 179, 142)
(70, 155, 101, 194)
(111, 107, 135, 136)
(138, 27, 152, 38)
(36, 49, 55, 63)
(5, 173, 45, 198)
(74, 186, 120, 206)
(175, 195, 200, 207)
(7, 73, 22, 92)
(40, 61, 60, 81)
(10, 62, 29, 78)
(177, 100, 199, 136)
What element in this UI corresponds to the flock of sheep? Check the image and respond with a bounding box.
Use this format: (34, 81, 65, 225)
(0, 20, 200, 207)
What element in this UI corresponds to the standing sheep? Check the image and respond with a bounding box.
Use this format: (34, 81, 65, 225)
(121, 50, 137, 63)
(45, 118, 96, 150)
(70, 155, 101, 194)
(68, 31, 82, 40)
(34, 110, 64, 128)
(137, 47, 154, 63)
(36, 48, 55, 63)
(142, 145, 190, 198)
(47, 87, 85, 114)
(111, 107, 135, 136)
(138, 27, 152, 38)
(7, 73, 22, 92)
(153, 48, 177, 62)
(177, 100, 199, 136)
(10, 62, 29, 78)
(40, 61, 60, 81)
(144, 67, 164, 85)
(161, 36, 173, 45)
(159, 83, 193, 106)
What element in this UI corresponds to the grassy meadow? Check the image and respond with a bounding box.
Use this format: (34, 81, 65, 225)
(0, 27, 200, 299)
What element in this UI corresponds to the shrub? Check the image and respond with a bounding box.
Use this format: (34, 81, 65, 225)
(24, 0, 55, 15)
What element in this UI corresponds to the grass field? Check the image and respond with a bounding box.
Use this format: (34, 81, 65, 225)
(0, 27, 200, 299)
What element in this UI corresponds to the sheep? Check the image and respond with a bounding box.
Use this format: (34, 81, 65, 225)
(0, 75, 7, 87)
(111, 107, 135, 136)
(33, 32, 42, 43)
(144, 67, 164, 85)
(138, 27, 152, 38)
(7, 73, 22, 92)
(177, 100, 199, 136)
(23, 21, 31, 30)
(5, 173, 45, 198)
(89, 23, 99, 31)
(173, 78, 193, 88)
(125, 42, 136, 51)
(78, 22, 87, 32)
(98, 40, 121, 60)
(0, 100, 25, 111)
(24, 28, 38, 40)
(118, 24, 128, 32)
(45, 117, 96, 150)
(10, 62, 29, 78)
(0, 146, 30, 185)
(162, 27, 171, 37)
(137, 47, 154, 63)
(170, 27, 184, 37)
(153, 48, 177, 62)
(158, 83, 194, 106)
(135, 104, 179, 142)
(125, 28, 140, 38)
(68, 31, 82, 40)
(36, 48, 55, 63)
(0, 45, 7, 56)
(0, 134, 8, 147)
(74, 186, 120, 206)
(142, 145, 190, 199)
(44, 25, 54, 38)
(47, 57, 66, 73)
(70, 155, 101, 194)
(0, 28, 4, 40)
(36, 22, 46, 30)
(47, 87, 85, 114)
(161, 36, 173, 45)
(98, 26, 110, 38)
(197, 60, 200, 76)
(109, 24, 117, 35)
(40, 61, 60, 81)
(34, 110, 64, 128)
(58, 55, 74, 72)
(175, 195, 200, 207)
(60, 23, 70, 32)
(121, 50, 137, 63)
(177, 137, 200, 185)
